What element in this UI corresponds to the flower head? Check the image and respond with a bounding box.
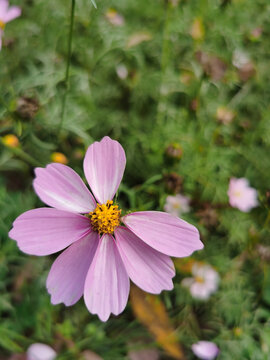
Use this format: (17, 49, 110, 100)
(164, 194, 190, 217)
(9, 137, 203, 321)
(27, 343, 57, 360)
(0, 0, 21, 50)
(2, 133, 19, 148)
(182, 263, 219, 300)
(228, 177, 258, 212)
(191, 341, 219, 360)
(51, 152, 68, 164)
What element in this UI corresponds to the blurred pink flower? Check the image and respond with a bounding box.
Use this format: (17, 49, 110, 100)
(27, 343, 57, 360)
(228, 177, 258, 212)
(105, 9, 125, 26)
(182, 263, 219, 300)
(164, 194, 190, 217)
(0, 0, 21, 50)
(9, 136, 203, 321)
(191, 341, 219, 360)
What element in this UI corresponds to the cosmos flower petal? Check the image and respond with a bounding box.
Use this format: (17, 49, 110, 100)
(46, 231, 99, 306)
(83, 136, 126, 204)
(191, 341, 219, 360)
(27, 343, 57, 360)
(3, 5, 21, 22)
(0, 0, 8, 14)
(9, 208, 91, 256)
(115, 226, 175, 294)
(190, 283, 210, 300)
(33, 163, 96, 213)
(122, 211, 203, 257)
(84, 234, 130, 322)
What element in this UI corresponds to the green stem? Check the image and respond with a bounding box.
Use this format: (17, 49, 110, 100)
(58, 0, 76, 135)
(4, 146, 40, 167)
(156, 1, 172, 127)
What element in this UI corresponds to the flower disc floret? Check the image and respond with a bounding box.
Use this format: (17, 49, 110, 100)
(89, 200, 121, 234)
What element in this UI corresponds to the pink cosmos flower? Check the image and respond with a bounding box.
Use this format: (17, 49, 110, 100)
(164, 194, 191, 217)
(9, 137, 203, 321)
(181, 263, 219, 300)
(0, 0, 21, 50)
(191, 341, 219, 360)
(228, 177, 258, 212)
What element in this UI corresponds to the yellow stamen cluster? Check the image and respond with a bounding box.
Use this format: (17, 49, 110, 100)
(0, 20, 5, 30)
(195, 276, 205, 284)
(89, 200, 121, 234)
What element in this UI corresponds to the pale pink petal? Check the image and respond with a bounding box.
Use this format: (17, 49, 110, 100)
(0, 0, 8, 15)
(3, 6, 21, 22)
(115, 226, 175, 294)
(181, 277, 194, 288)
(9, 208, 91, 256)
(33, 163, 96, 213)
(191, 341, 219, 360)
(122, 211, 203, 257)
(83, 136, 126, 204)
(84, 234, 129, 321)
(27, 343, 57, 360)
(46, 231, 99, 306)
(190, 283, 211, 300)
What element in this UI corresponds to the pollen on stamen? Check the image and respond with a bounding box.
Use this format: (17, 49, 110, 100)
(0, 20, 5, 30)
(89, 200, 121, 234)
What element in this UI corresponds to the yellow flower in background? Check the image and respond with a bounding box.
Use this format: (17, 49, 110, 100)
(51, 152, 68, 165)
(2, 134, 19, 148)
(190, 17, 205, 41)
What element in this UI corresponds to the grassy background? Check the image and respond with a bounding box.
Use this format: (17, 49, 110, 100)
(1, 0, 270, 358)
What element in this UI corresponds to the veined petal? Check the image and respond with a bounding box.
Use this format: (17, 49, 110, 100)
(9, 208, 91, 256)
(84, 234, 129, 322)
(33, 163, 96, 213)
(115, 227, 175, 294)
(122, 211, 203, 257)
(3, 6, 21, 22)
(47, 231, 99, 306)
(83, 136, 126, 204)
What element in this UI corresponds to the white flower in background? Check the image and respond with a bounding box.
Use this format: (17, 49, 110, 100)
(164, 194, 190, 217)
(27, 343, 57, 360)
(228, 177, 258, 212)
(232, 50, 250, 69)
(116, 64, 128, 79)
(182, 263, 219, 300)
(191, 341, 219, 360)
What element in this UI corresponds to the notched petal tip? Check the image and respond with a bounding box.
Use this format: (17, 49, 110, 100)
(83, 136, 126, 204)
(122, 211, 203, 258)
(84, 234, 129, 322)
(33, 163, 96, 213)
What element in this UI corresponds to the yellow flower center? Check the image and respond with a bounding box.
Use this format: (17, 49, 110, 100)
(89, 200, 121, 234)
(0, 20, 5, 30)
(195, 276, 205, 284)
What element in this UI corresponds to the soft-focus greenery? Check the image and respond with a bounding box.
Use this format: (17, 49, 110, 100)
(1, 0, 270, 359)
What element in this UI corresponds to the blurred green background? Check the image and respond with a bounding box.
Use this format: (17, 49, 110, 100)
(1, 0, 270, 359)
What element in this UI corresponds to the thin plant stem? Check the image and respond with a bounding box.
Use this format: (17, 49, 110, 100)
(156, 1, 172, 128)
(2, 145, 40, 167)
(58, 0, 76, 135)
